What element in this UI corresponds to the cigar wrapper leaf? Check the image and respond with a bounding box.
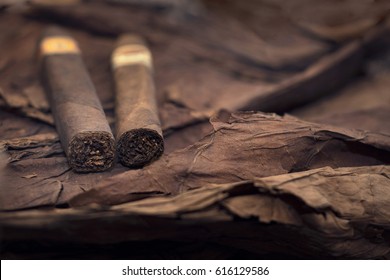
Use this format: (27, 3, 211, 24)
(40, 27, 115, 172)
(112, 34, 164, 168)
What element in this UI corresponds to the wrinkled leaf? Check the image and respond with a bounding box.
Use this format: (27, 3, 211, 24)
(1, 165, 389, 259)
(70, 112, 390, 207)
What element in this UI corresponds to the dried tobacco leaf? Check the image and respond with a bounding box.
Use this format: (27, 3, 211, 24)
(0, 1, 390, 260)
(299, 107, 390, 135)
(22, 4, 388, 134)
(291, 41, 390, 134)
(29, 1, 330, 70)
(70, 112, 390, 207)
(293, 60, 390, 133)
(2, 4, 387, 134)
(0, 87, 54, 125)
(1, 165, 389, 259)
(2, 111, 389, 211)
(268, 0, 390, 42)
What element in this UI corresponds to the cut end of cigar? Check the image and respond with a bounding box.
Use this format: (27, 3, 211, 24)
(117, 129, 164, 168)
(116, 34, 147, 48)
(68, 132, 115, 173)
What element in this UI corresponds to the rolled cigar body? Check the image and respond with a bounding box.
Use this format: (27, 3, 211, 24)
(40, 27, 115, 172)
(112, 34, 164, 168)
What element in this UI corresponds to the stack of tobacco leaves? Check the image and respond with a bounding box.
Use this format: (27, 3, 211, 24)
(0, 0, 390, 259)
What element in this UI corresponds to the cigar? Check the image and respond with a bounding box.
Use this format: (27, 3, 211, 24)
(112, 34, 164, 168)
(40, 27, 115, 172)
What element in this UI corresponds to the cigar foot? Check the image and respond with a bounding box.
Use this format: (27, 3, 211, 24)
(68, 132, 115, 172)
(117, 128, 164, 168)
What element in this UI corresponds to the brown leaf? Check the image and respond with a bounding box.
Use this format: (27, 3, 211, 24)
(273, 0, 390, 42)
(2, 5, 386, 134)
(0, 132, 59, 149)
(21, 173, 37, 179)
(70, 112, 390, 207)
(1, 165, 389, 258)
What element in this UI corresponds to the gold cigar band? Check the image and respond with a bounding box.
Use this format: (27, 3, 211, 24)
(40, 36, 80, 56)
(111, 44, 152, 69)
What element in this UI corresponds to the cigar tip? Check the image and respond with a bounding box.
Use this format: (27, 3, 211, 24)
(117, 129, 164, 168)
(43, 25, 70, 38)
(116, 33, 147, 47)
(68, 131, 115, 173)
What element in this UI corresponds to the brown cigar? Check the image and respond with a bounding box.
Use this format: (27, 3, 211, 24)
(40, 26, 115, 172)
(112, 34, 164, 168)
